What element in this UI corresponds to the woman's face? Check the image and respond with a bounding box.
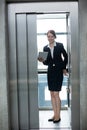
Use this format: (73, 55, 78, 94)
(47, 32, 55, 44)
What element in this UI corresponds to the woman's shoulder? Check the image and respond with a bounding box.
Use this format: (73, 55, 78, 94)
(56, 42, 63, 46)
(44, 44, 48, 48)
(43, 44, 49, 51)
(56, 42, 63, 48)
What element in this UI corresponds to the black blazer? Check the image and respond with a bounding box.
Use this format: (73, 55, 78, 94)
(43, 42, 68, 70)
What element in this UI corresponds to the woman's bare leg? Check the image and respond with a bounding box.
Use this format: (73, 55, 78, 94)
(50, 91, 61, 120)
(54, 91, 61, 120)
(50, 91, 57, 118)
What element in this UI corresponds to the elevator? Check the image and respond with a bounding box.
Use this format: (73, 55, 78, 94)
(7, 2, 80, 130)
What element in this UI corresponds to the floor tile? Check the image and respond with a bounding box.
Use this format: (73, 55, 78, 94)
(39, 110, 71, 130)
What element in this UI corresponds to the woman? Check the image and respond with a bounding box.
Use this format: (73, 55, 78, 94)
(38, 30, 68, 123)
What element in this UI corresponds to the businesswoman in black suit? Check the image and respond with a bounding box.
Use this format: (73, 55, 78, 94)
(38, 30, 68, 123)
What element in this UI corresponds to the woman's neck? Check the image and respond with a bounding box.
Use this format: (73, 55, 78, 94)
(49, 42, 54, 48)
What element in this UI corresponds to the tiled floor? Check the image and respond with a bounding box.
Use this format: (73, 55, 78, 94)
(39, 109, 71, 130)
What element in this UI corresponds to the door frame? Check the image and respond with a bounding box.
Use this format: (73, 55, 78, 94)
(7, 2, 80, 130)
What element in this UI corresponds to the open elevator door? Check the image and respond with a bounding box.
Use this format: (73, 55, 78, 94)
(8, 2, 79, 130)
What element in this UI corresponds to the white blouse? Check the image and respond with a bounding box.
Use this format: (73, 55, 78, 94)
(48, 42, 56, 58)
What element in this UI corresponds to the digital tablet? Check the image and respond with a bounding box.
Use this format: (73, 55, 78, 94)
(38, 52, 48, 60)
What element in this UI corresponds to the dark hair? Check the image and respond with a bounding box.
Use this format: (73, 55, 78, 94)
(47, 30, 56, 38)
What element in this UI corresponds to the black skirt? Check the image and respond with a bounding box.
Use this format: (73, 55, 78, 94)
(47, 66, 63, 91)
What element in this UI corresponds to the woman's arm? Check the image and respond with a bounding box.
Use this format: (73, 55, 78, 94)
(61, 44, 68, 69)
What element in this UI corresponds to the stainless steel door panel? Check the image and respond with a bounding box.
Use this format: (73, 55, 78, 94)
(8, 11, 39, 129)
(27, 14, 39, 128)
(8, 8, 19, 130)
(16, 14, 29, 130)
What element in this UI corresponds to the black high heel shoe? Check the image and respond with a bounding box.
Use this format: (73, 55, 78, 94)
(53, 118, 61, 123)
(48, 117, 54, 122)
